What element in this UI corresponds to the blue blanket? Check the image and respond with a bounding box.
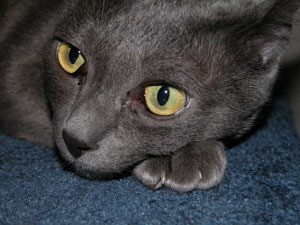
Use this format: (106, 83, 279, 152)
(1, 98, 299, 224)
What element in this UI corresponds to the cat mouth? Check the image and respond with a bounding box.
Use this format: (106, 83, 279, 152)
(57, 128, 143, 176)
(66, 145, 99, 159)
(67, 151, 140, 179)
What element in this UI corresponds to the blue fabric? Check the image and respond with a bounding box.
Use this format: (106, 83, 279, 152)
(1, 98, 300, 225)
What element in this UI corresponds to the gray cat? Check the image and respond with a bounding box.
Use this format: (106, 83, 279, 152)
(0, 0, 299, 192)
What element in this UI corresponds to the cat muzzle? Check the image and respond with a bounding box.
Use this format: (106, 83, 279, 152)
(62, 128, 98, 158)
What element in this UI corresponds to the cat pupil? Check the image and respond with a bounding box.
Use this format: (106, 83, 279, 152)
(157, 85, 170, 106)
(69, 47, 80, 64)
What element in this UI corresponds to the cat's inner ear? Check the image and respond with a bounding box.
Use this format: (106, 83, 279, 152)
(260, 41, 284, 65)
(248, 1, 300, 65)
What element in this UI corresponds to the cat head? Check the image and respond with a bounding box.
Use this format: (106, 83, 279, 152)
(44, 0, 299, 177)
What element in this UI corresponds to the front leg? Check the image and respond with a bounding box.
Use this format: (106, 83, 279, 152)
(133, 140, 227, 193)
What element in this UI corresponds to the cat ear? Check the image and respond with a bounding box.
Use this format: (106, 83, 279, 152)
(252, 0, 300, 65)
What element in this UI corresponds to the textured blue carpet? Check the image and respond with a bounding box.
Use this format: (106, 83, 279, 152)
(0, 98, 300, 225)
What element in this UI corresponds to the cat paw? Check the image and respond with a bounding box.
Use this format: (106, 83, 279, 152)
(133, 140, 227, 193)
(164, 141, 227, 192)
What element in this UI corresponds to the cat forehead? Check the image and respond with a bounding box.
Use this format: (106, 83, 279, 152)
(59, 0, 275, 36)
(56, 1, 267, 73)
(75, 0, 275, 20)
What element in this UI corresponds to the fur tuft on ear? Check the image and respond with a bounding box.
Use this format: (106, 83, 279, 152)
(263, 0, 300, 26)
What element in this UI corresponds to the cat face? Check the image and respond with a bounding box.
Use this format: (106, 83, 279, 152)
(43, 0, 297, 177)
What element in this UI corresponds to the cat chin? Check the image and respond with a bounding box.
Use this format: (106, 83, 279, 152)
(70, 161, 132, 181)
(58, 149, 134, 180)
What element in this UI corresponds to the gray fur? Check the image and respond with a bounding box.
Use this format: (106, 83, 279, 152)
(0, 0, 299, 192)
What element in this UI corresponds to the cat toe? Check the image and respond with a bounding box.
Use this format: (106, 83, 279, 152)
(133, 157, 170, 190)
(164, 170, 203, 193)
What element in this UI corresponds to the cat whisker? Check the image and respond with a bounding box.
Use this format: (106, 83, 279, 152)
(62, 160, 75, 170)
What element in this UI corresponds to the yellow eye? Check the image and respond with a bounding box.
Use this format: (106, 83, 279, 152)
(145, 85, 187, 116)
(57, 42, 85, 74)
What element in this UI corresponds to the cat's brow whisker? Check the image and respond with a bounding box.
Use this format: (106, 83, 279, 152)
(101, 0, 105, 18)
(122, 103, 128, 108)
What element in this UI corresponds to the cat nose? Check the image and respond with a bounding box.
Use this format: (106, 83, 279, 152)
(62, 129, 97, 158)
